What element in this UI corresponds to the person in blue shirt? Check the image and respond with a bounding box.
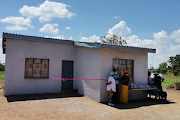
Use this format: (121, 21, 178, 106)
(112, 69, 121, 103)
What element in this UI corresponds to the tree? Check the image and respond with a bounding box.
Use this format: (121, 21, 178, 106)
(157, 62, 168, 74)
(168, 66, 172, 69)
(168, 55, 180, 76)
(100, 33, 127, 45)
(159, 62, 167, 68)
(0, 63, 5, 71)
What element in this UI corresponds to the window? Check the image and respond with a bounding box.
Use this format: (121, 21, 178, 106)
(113, 59, 134, 80)
(25, 58, 49, 78)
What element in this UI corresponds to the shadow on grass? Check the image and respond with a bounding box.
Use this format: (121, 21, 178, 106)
(5, 92, 83, 102)
(102, 98, 175, 109)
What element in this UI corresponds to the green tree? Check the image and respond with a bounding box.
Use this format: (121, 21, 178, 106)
(100, 33, 127, 45)
(168, 55, 180, 76)
(168, 66, 172, 69)
(157, 62, 168, 74)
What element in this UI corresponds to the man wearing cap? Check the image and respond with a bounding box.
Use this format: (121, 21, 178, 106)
(107, 71, 116, 106)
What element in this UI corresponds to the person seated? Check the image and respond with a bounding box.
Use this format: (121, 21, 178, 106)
(149, 72, 165, 99)
(153, 72, 164, 91)
(148, 71, 154, 85)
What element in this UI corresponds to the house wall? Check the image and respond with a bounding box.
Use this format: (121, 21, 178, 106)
(100, 49, 148, 102)
(74, 47, 101, 102)
(4, 38, 149, 103)
(4, 38, 75, 96)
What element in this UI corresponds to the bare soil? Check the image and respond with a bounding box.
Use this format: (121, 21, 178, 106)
(0, 84, 180, 120)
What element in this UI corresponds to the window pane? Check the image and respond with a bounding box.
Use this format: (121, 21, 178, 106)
(113, 59, 134, 80)
(33, 63, 42, 77)
(127, 60, 133, 80)
(34, 59, 41, 64)
(121, 60, 126, 65)
(25, 58, 49, 78)
(25, 58, 33, 77)
(42, 59, 49, 77)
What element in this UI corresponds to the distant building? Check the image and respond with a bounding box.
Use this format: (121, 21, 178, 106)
(167, 69, 172, 74)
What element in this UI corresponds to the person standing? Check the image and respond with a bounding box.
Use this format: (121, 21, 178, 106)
(112, 69, 121, 103)
(120, 70, 130, 104)
(107, 72, 116, 106)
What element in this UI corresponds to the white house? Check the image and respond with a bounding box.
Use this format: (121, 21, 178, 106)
(2, 32, 156, 102)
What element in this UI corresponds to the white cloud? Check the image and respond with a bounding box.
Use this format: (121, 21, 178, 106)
(0, 16, 33, 31)
(114, 16, 120, 19)
(175, 38, 180, 43)
(79, 21, 180, 68)
(0, 16, 33, 27)
(46, 35, 73, 40)
(170, 29, 180, 42)
(39, 17, 51, 23)
(153, 30, 171, 45)
(80, 35, 100, 43)
(46, 35, 65, 39)
(69, 37, 73, 40)
(6, 25, 28, 31)
(108, 21, 131, 37)
(125, 30, 180, 68)
(19, 0, 76, 23)
(39, 23, 59, 35)
(66, 27, 71, 30)
(126, 35, 155, 47)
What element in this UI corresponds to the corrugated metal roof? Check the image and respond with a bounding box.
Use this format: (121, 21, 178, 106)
(74, 42, 101, 48)
(2, 32, 156, 54)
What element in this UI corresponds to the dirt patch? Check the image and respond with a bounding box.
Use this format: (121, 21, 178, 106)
(0, 89, 180, 120)
(0, 84, 3, 90)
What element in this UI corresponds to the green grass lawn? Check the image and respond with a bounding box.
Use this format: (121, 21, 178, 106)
(0, 71, 179, 89)
(161, 74, 180, 88)
(0, 71, 4, 84)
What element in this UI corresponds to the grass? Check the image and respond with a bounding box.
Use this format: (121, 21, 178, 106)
(161, 74, 180, 89)
(0, 71, 179, 89)
(0, 71, 4, 84)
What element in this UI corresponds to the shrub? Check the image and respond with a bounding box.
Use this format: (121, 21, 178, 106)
(0, 64, 5, 71)
(165, 84, 174, 89)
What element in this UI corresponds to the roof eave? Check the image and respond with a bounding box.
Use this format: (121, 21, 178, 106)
(101, 44, 156, 53)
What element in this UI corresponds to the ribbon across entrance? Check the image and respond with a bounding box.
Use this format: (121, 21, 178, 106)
(50, 78, 108, 82)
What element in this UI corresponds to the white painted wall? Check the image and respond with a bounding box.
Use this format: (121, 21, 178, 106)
(74, 47, 101, 102)
(4, 38, 149, 102)
(4, 38, 75, 96)
(100, 49, 148, 102)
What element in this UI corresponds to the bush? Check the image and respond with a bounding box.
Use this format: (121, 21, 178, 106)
(0, 64, 5, 71)
(165, 84, 174, 89)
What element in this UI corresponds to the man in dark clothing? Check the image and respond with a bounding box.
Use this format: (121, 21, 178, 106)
(112, 69, 120, 103)
(153, 73, 164, 91)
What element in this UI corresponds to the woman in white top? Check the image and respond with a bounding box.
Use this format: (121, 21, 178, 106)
(107, 71, 116, 106)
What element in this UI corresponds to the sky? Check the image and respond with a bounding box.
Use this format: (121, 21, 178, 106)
(0, 0, 180, 69)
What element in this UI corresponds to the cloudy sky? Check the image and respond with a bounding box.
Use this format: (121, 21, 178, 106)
(0, 0, 180, 68)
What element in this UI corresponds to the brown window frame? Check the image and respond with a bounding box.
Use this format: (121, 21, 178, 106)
(113, 59, 134, 81)
(24, 58, 49, 78)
